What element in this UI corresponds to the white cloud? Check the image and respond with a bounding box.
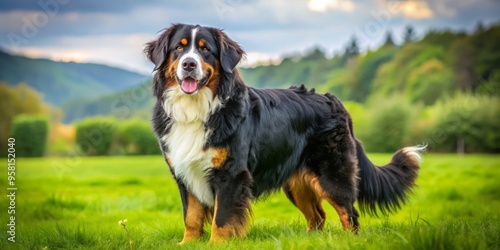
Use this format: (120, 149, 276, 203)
(375, 0, 462, 20)
(13, 33, 156, 74)
(307, 0, 355, 13)
(400, 1, 434, 19)
(240, 51, 281, 67)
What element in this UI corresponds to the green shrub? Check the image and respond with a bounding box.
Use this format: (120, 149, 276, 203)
(343, 101, 368, 136)
(75, 117, 117, 156)
(11, 115, 49, 157)
(360, 96, 416, 152)
(115, 119, 161, 155)
(427, 94, 500, 153)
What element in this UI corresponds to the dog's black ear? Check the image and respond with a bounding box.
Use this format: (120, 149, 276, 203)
(145, 24, 178, 71)
(215, 29, 245, 73)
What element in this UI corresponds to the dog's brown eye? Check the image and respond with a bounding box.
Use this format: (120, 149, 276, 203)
(201, 47, 209, 53)
(176, 46, 183, 52)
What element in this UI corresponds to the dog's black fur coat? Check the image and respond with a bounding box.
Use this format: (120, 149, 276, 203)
(145, 23, 423, 241)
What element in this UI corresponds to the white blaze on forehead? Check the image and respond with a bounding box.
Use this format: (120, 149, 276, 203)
(176, 27, 204, 80)
(190, 27, 199, 49)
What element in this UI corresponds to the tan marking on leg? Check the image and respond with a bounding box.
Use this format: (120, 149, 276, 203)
(179, 193, 207, 244)
(210, 223, 239, 243)
(313, 202, 326, 231)
(211, 147, 228, 168)
(326, 199, 351, 230)
(285, 170, 325, 231)
(307, 173, 354, 231)
(209, 195, 248, 243)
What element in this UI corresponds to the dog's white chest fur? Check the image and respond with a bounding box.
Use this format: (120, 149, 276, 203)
(161, 86, 220, 207)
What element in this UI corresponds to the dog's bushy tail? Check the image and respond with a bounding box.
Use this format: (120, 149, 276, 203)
(355, 140, 426, 215)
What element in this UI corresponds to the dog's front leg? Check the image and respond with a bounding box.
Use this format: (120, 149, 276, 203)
(209, 169, 253, 242)
(177, 181, 209, 244)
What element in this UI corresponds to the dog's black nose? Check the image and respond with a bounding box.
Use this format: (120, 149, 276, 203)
(182, 58, 197, 72)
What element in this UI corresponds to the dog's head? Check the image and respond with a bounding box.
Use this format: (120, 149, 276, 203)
(145, 24, 244, 97)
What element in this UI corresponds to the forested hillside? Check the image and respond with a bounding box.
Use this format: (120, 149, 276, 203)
(243, 24, 499, 104)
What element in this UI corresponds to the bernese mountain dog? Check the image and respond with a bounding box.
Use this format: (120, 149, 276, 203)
(145, 23, 425, 243)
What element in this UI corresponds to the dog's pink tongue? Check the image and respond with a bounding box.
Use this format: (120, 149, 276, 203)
(181, 78, 197, 94)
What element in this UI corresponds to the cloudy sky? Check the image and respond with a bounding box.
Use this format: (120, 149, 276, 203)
(0, 0, 499, 74)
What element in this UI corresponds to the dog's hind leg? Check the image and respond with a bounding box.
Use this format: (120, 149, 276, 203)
(309, 163, 360, 232)
(283, 170, 326, 231)
(307, 113, 360, 232)
(314, 136, 360, 232)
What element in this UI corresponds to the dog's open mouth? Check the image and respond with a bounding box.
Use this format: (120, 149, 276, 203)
(178, 71, 210, 94)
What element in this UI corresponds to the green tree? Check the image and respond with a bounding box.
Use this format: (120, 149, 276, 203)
(403, 25, 416, 44)
(474, 21, 485, 34)
(371, 44, 447, 100)
(360, 95, 415, 152)
(115, 119, 161, 155)
(75, 117, 117, 156)
(0, 82, 48, 156)
(342, 36, 360, 65)
(471, 25, 500, 84)
(476, 70, 500, 96)
(346, 47, 397, 102)
(451, 37, 479, 91)
(429, 94, 500, 153)
(302, 47, 327, 61)
(405, 59, 453, 105)
(383, 31, 396, 47)
(11, 115, 49, 157)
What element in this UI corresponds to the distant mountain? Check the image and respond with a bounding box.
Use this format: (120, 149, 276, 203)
(0, 49, 148, 105)
(62, 79, 154, 123)
(239, 47, 342, 89)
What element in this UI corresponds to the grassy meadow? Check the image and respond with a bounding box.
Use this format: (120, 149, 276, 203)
(1, 154, 499, 249)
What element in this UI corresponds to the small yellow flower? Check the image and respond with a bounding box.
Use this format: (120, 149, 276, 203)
(118, 218, 132, 250)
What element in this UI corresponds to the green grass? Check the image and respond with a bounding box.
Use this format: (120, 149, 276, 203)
(1, 154, 499, 249)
